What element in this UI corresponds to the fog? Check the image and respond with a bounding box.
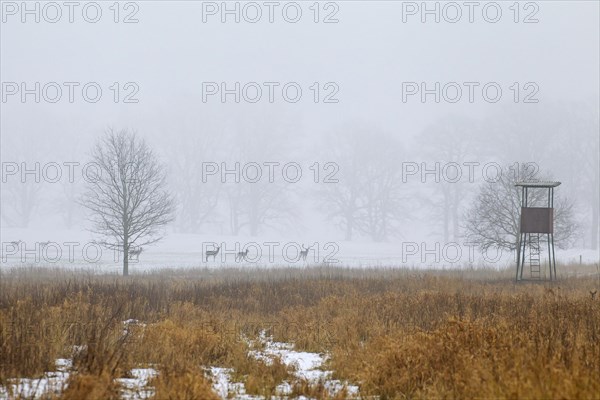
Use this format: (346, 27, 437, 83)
(1, 1, 599, 268)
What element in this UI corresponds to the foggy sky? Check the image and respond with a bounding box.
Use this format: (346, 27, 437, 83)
(1, 1, 599, 249)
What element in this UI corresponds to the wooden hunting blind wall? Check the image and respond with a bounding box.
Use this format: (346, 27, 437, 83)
(515, 181, 560, 281)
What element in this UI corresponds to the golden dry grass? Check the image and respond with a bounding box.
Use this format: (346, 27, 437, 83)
(0, 265, 598, 399)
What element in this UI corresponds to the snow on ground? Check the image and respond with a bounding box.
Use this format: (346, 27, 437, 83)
(1, 229, 598, 273)
(116, 368, 158, 400)
(122, 319, 147, 337)
(0, 356, 157, 400)
(206, 367, 262, 400)
(0, 359, 71, 400)
(249, 331, 359, 398)
(206, 331, 359, 400)
(0, 319, 356, 400)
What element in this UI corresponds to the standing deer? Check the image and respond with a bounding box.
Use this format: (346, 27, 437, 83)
(236, 248, 249, 262)
(129, 247, 143, 259)
(205, 246, 221, 262)
(299, 244, 312, 262)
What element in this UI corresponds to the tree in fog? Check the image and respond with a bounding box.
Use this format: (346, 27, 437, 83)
(223, 115, 297, 236)
(0, 179, 42, 228)
(316, 165, 361, 240)
(163, 131, 221, 233)
(317, 126, 408, 241)
(82, 129, 175, 275)
(52, 135, 87, 228)
(416, 116, 479, 243)
(227, 179, 295, 236)
(483, 102, 598, 249)
(0, 134, 46, 228)
(356, 136, 406, 241)
(556, 102, 599, 250)
(464, 164, 578, 255)
(315, 129, 362, 240)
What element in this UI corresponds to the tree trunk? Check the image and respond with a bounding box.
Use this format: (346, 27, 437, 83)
(123, 237, 129, 276)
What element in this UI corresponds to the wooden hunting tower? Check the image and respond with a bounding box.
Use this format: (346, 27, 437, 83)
(515, 181, 561, 281)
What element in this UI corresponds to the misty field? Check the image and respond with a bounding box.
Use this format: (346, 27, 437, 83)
(1, 266, 599, 400)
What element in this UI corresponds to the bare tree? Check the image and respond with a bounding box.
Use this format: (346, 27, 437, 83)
(81, 129, 175, 275)
(316, 171, 361, 241)
(317, 125, 408, 242)
(316, 129, 368, 240)
(52, 135, 88, 229)
(484, 102, 598, 250)
(163, 131, 221, 233)
(313, 126, 367, 240)
(0, 134, 48, 228)
(222, 116, 297, 237)
(556, 102, 599, 250)
(0, 179, 42, 228)
(55, 177, 83, 229)
(223, 166, 296, 236)
(464, 165, 579, 255)
(244, 179, 295, 236)
(416, 115, 480, 243)
(356, 143, 406, 242)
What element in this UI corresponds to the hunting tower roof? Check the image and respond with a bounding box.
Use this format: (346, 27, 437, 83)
(515, 181, 561, 188)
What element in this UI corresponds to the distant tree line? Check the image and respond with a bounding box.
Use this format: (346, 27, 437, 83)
(1, 101, 597, 251)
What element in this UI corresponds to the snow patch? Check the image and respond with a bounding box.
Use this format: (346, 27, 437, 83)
(206, 367, 261, 400)
(249, 331, 359, 398)
(0, 359, 158, 400)
(206, 331, 359, 399)
(116, 367, 158, 400)
(0, 359, 71, 400)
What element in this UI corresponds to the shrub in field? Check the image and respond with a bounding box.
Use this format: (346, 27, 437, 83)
(61, 372, 121, 400)
(239, 356, 291, 397)
(151, 367, 219, 400)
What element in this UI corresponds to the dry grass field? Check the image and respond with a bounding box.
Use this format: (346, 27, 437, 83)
(1, 265, 599, 399)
